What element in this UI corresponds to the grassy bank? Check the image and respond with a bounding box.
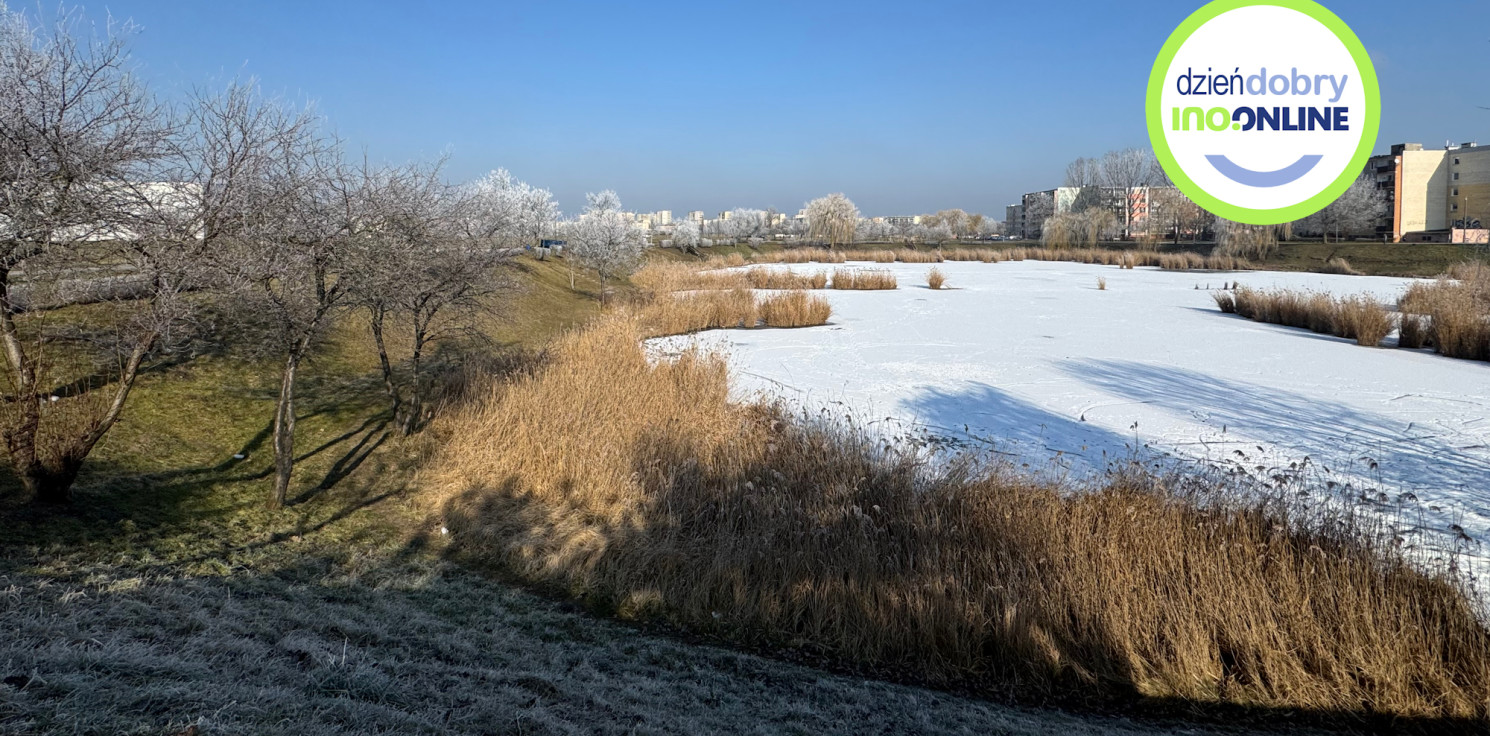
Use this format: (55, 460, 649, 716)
(426, 312, 1490, 728)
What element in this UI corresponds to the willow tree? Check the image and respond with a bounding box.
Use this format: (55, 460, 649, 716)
(805, 193, 858, 249)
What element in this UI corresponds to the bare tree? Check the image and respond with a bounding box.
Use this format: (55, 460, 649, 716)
(1148, 187, 1210, 246)
(1098, 148, 1156, 239)
(0, 5, 182, 503)
(1063, 157, 1099, 187)
(352, 160, 512, 435)
(804, 193, 858, 249)
(222, 107, 363, 508)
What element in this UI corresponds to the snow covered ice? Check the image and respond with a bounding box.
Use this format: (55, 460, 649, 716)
(650, 259, 1490, 565)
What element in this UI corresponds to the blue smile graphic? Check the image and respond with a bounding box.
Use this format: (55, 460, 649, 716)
(1205, 154, 1323, 188)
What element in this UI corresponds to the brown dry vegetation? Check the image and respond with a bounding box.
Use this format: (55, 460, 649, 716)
(634, 289, 831, 337)
(1009, 247, 1250, 272)
(1223, 287, 1394, 347)
(1321, 257, 1363, 276)
(701, 246, 1250, 272)
(633, 264, 827, 294)
(757, 290, 833, 328)
(831, 268, 898, 290)
(896, 248, 943, 263)
(426, 314, 1490, 724)
(926, 267, 947, 290)
(1398, 265, 1490, 361)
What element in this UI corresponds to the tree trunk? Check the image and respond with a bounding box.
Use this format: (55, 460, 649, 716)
(29, 459, 84, 504)
(368, 307, 401, 423)
(270, 349, 302, 509)
(403, 332, 424, 436)
(0, 267, 43, 502)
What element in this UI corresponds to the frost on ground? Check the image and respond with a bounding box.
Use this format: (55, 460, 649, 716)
(650, 260, 1489, 572)
(0, 559, 1258, 736)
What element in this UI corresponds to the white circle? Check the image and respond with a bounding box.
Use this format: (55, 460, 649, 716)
(1158, 5, 1366, 211)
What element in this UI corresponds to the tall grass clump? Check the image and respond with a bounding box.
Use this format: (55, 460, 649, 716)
(757, 290, 832, 327)
(896, 249, 943, 264)
(1322, 256, 1363, 275)
(1227, 287, 1393, 347)
(831, 268, 898, 290)
(637, 289, 758, 337)
(744, 267, 828, 291)
(636, 289, 831, 336)
(429, 315, 1490, 723)
(1399, 268, 1490, 361)
(1398, 314, 1428, 349)
(1336, 295, 1394, 346)
(926, 267, 946, 290)
(1215, 219, 1280, 261)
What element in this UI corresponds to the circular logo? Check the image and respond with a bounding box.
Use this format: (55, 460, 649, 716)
(1146, 0, 1379, 225)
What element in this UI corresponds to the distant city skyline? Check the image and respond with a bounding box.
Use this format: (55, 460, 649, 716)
(60, 0, 1490, 216)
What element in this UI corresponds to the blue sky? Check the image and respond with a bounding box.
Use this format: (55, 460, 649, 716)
(86, 0, 1490, 216)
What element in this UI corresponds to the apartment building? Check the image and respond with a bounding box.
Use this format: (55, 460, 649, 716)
(1369, 142, 1489, 243)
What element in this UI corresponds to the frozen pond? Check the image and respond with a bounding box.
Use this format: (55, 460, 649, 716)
(650, 259, 1490, 560)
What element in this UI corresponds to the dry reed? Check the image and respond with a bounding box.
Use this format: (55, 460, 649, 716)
(757, 290, 833, 327)
(831, 269, 898, 290)
(896, 249, 943, 264)
(429, 315, 1490, 722)
(1399, 314, 1429, 350)
(926, 267, 947, 290)
(1322, 257, 1363, 275)
(1398, 269, 1490, 361)
(635, 289, 831, 337)
(1227, 287, 1393, 347)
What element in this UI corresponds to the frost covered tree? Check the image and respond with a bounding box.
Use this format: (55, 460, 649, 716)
(726, 208, 768, 245)
(350, 160, 513, 436)
(1300, 174, 1387, 242)
(925, 209, 969, 238)
(0, 4, 189, 503)
(567, 190, 646, 288)
(672, 218, 701, 253)
(805, 193, 858, 249)
(465, 168, 558, 248)
(854, 218, 891, 244)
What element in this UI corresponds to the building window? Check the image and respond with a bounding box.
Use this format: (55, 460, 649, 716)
(1454, 173, 1460, 180)
(1453, 188, 1459, 196)
(1453, 203, 1460, 211)
(1454, 157, 1460, 165)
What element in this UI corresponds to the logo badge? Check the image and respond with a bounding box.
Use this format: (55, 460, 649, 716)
(1146, 0, 1379, 225)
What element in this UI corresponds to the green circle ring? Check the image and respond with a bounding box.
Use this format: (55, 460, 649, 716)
(1145, 0, 1380, 226)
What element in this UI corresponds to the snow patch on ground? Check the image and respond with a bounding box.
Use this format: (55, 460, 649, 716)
(649, 260, 1490, 571)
